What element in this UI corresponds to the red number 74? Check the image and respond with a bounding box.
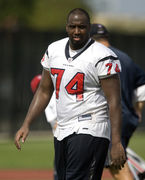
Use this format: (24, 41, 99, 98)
(106, 63, 120, 75)
(51, 68, 84, 101)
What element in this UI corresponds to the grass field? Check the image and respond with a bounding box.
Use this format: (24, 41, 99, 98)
(0, 132, 54, 169)
(0, 130, 145, 170)
(128, 130, 145, 159)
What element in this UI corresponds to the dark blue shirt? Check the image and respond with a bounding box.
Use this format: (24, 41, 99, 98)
(110, 46, 145, 137)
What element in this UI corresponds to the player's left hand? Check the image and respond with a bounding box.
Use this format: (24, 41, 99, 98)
(110, 142, 126, 170)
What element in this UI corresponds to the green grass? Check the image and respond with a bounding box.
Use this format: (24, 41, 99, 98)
(0, 135, 54, 169)
(128, 130, 145, 159)
(0, 130, 145, 170)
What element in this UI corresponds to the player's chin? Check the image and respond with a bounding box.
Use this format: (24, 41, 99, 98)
(72, 39, 83, 48)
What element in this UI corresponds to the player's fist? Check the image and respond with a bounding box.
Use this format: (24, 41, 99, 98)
(110, 142, 126, 169)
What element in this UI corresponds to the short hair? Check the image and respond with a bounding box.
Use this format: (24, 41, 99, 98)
(67, 8, 90, 24)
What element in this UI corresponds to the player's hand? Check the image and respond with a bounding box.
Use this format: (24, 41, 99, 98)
(14, 125, 29, 150)
(110, 142, 126, 170)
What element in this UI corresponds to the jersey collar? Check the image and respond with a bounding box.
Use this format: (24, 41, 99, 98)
(65, 38, 95, 62)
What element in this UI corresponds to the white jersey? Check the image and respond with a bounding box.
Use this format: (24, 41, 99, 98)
(44, 92, 57, 135)
(41, 37, 121, 141)
(134, 84, 145, 102)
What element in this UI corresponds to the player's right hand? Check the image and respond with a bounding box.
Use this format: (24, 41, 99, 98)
(110, 142, 126, 170)
(14, 125, 29, 150)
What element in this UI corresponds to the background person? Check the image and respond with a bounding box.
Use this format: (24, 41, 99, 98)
(134, 85, 145, 123)
(30, 74, 57, 134)
(90, 23, 145, 180)
(30, 74, 57, 180)
(14, 8, 126, 180)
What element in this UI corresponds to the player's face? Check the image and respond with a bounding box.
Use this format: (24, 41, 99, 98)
(66, 13, 90, 50)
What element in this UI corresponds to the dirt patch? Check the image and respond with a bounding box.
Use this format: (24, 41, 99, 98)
(0, 169, 112, 180)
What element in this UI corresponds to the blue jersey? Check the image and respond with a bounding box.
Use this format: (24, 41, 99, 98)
(110, 46, 145, 137)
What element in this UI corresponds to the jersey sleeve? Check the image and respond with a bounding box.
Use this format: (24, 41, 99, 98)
(44, 92, 57, 133)
(133, 63, 145, 101)
(41, 49, 50, 71)
(134, 84, 145, 102)
(45, 92, 57, 123)
(133, 62, 145, 88)
(96, 56, 121, 79)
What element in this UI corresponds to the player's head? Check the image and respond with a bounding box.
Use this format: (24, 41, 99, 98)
(90, 23, 109, 41)
(66, 8, 91, 50)
(30, 74, 42, 93)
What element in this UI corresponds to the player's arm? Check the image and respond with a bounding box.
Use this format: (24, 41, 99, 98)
(14, 69, 54, 150)
(134, 101, 145, 122)
(100, 74, 126, 169)
(133, 85, 145, 122)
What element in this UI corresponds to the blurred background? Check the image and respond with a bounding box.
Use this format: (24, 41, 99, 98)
(0, 0, 145, 138)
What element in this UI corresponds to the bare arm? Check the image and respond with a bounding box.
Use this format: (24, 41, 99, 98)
(100, 74, 126, 169)
(134, 101, 145, 122)
(14, 69, 54, 150)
